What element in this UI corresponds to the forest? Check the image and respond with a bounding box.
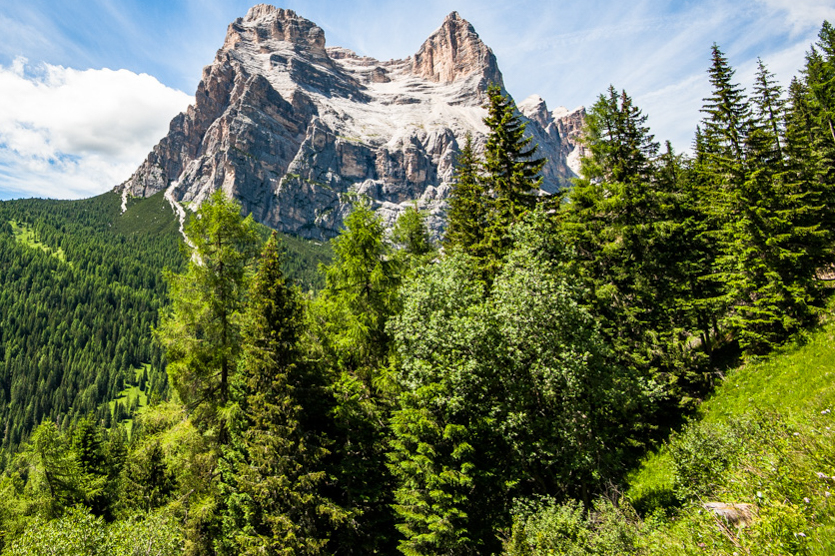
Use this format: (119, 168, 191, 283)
(0, 20, 834, 556)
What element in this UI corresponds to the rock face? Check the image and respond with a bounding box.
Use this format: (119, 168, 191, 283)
(120, 4, 585, 239)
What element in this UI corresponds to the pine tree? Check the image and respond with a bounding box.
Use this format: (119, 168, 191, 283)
(698, 48, 819, 353)
(156, 190, 259, 440)
(580, 85, 658, 184)
(392, 204, 435, 273)
(802, 22, 835, 240)
(700, 44, 751, 178)
(444, 134, 488, 258)
(752, 58, 786, 165)
(561, 87, 710, 398)
(218, 234, 343, 555)
(784, 77, 832, 276)
(308, 200, 401, 553)
(481, 85, 545, 275)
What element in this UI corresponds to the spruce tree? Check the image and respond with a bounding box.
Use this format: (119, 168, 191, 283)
(481, 85, 545, 275)
(561, 87, 711, 400)
(698, 48, 819, 353)
(444, 134, 488, 256)
(218, 234, 343, 555)
(802, 22, 835, 239)
(308, 200, 401, 553)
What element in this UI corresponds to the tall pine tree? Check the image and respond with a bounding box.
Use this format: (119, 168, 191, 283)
(218, 233, 344, 555)
(156, 190, 260, 439)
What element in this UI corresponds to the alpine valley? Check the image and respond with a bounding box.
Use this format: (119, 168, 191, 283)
(3, 4, 835, 556)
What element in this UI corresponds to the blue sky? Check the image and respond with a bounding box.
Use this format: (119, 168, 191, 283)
(1, 0, 834, 199)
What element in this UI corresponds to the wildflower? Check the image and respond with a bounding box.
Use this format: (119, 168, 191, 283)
(816, 472, 828, 479)
(804, 497, 811, 503)
(826, 491, 831, 498)
(795, 532, 807, 538)
(794, 432, 801, 437)
(822, 409, 831, 415)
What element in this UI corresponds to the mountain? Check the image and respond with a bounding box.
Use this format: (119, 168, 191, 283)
(119, 5, 585, 240)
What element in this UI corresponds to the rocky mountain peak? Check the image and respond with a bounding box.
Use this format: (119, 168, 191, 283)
(119, 6, 584, 240)
(518, 94, 551, 128)
(411, 11, 503, 90)
(223, 4, 328, 62)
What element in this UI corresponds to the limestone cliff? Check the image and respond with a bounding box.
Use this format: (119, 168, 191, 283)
(119, 4, 584, 239)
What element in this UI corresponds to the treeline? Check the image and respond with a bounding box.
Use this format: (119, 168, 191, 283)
(1, 21, 834, 556)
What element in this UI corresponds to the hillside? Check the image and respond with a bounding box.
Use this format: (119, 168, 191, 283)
(0, 191, 331, 455)
(502, 307, 835, 555)
(621, 309, 835, 554)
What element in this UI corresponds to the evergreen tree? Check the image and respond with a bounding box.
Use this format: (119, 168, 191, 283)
(580, 85, 658, 184)
(752, 58, 786, 165)
(560, 87, 712, 404)
(699, 44, 751, 177)
(481, 85, 545, 276)
(156, 190, 260, 440)
(218, 234, 344, 555)
(444, 134, 488, 258)
(120, 438, 176, 512)
(308, 200, 401, 553)
(392, 204, 435, 279)
(802, 21, 835, 239)
(697, 48, 820, 353)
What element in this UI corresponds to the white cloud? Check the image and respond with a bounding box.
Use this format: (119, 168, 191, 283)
(757, 0, 835, 34)
(0, 58, 192, 199)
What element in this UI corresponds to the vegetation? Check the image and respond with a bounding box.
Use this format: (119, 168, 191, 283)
(0, 20, 835, 556)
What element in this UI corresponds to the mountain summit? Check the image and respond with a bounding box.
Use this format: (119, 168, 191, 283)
(119, 4, 584, 239)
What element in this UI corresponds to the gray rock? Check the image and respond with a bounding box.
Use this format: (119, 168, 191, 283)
(118, 4, 585, 239)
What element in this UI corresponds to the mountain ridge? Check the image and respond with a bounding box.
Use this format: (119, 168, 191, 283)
(119, 4, 585, 239)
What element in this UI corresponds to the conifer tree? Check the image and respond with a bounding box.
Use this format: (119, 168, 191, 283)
(752, 58, 786, 165)
(698, 48, 819, 353)
(308, 200, 401, 553)
(561, 87, 706, 392)
(392, 206, 431, 257)
(444, 134, 488, 257)
(700, 44, 751, 177)
(802, 22, 835, 236)
(156, 190, 259, 439)
(481, 85, 545, 274)
(218, 234, 343, 555)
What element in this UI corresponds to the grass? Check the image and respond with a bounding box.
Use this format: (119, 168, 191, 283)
(628, 315, 835, 514)
(108, 364, 151, 438)
(9, 220, 67, 262)
(620, 307, 835, 554)
(699, 323, 835, 424)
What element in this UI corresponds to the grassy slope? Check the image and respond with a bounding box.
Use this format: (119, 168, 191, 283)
(628, 314, 835, 502)
(9, 220, 67, 261)
(625, 310, 835, 554)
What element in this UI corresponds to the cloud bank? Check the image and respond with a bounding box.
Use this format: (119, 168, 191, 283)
(0, 58, 192, 199)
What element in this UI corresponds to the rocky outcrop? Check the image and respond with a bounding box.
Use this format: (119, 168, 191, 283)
(119, 4, 584, 239)
(411, 12, 503, 91)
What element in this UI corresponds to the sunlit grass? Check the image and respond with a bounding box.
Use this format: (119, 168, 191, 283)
(9, 219, 67, 262)
(108, 364, 150, 437)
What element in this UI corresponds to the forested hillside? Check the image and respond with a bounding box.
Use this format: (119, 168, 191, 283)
(0, 191, 331, 459)
(0, 19, 834, 556)
(0, 192, 181, 456)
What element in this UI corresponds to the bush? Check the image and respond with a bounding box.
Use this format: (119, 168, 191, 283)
(505, 497, 642, 555)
